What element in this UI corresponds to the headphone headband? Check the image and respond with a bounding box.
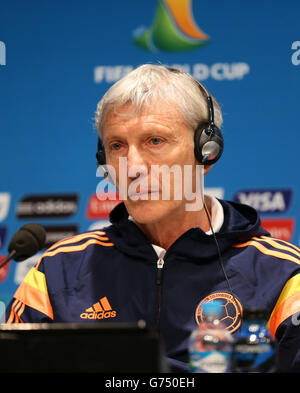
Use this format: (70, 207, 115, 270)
(96, 67, 223, 167)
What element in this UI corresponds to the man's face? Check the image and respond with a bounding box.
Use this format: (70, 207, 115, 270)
(102, 101, 201, 224)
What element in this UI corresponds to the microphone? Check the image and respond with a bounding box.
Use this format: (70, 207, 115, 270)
(0, 223, 46, 269)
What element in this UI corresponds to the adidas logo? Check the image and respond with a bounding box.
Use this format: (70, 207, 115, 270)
(80, 296, 117, 320)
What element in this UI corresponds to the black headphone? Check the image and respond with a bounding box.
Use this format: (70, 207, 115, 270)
(96, 68, 223, 168)
(193, 82, 224, 165)
(96, 138, 106, 167)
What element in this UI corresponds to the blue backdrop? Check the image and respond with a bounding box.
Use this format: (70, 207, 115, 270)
(0, 0, 299, 320)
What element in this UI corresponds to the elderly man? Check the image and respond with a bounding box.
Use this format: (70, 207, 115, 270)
(6, 64, 300, 373)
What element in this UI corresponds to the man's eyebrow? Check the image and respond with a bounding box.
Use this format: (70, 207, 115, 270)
(105, 128, 176, 141)
(104, 134, 124, 141)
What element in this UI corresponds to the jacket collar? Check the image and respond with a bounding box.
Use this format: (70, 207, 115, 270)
(107, 200, 268, 262)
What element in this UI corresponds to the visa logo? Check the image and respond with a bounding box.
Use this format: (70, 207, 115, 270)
(232, 189, 293, 214)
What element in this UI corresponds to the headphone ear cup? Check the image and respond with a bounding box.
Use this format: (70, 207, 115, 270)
(96, 138, 110, 179)
(194, 124, 224, 165)
(96, 138, 106, 166)
(96, 149, 106, 166)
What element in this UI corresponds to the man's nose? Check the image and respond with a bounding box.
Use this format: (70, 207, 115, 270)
(127, 145, 148, 179)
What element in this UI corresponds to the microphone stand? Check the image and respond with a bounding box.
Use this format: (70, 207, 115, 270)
(0, 250, 17, 269)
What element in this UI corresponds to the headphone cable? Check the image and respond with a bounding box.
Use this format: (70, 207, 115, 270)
(202, 192, 234, 295)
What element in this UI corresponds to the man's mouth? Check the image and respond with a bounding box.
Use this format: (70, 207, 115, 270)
(128, 189, 160, 200)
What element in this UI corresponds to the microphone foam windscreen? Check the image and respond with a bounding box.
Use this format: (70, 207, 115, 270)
(8, 223, 46, 262)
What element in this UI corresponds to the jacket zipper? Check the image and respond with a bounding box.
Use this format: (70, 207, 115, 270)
(152, 231, 196, 333)
(155, 257, 165, 332)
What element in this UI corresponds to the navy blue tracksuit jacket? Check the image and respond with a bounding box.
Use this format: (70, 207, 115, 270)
(6, 200, 300, 372)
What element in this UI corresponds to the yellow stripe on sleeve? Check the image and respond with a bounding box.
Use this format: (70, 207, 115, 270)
(268, 274, 300, 337)
(24, 267, 48, 294)
(13, 267, 54, 320)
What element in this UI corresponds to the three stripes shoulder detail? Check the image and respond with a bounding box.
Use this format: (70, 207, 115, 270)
(233, 235, 300, 265)
(36, 231, 114, 266)
(6, 299, 25, 323)
(7, 231, 114, 323)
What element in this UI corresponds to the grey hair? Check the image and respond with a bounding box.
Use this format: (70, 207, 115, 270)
(95, 64, 223, 137)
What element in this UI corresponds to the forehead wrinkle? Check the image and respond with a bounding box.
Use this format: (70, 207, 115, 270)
(103, 102, 193, 143)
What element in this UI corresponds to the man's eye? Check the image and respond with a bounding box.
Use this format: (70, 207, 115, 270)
(150, 137, 162, 145)
(111, 142, 122, 150)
